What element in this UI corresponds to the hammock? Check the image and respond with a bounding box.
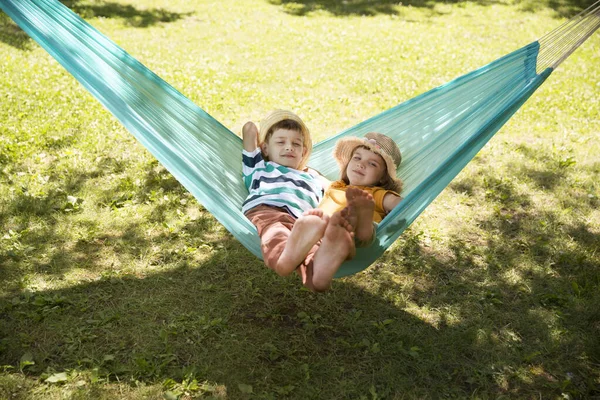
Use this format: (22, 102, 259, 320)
(1, 0, 599, 277)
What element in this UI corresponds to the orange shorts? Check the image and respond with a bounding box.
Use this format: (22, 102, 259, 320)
(245, 205, 318, 290)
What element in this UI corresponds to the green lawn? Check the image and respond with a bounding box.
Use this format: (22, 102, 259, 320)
(1, 0, 599, 399)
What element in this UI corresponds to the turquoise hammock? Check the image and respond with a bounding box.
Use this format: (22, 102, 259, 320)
(1, 0, 599, 277)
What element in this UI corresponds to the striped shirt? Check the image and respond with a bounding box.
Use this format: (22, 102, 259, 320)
(242, 148, 323, 219)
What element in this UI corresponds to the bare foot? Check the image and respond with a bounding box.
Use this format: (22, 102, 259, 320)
(276, 209, 329, 276)
(310, 209, 356, 292)
(346, 187, 375, 244)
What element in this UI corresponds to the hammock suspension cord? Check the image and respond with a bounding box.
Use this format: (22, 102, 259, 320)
(537, 1, 600, 71)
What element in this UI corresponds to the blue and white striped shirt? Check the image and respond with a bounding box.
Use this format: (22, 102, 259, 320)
(242, 148, 323, 218)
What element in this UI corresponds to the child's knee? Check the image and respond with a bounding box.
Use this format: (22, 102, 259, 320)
(309, 278, 331, 293)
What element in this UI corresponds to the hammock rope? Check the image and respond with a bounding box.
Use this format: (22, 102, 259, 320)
(1, 0, 598, 277)
(537, 1, 600, 71)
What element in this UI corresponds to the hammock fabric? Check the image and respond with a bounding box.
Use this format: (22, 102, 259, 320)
(1, 0, 599, 277)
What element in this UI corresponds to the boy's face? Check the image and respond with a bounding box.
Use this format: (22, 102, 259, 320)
(261, 128, 306, 169)
(345, 147, 386, 187)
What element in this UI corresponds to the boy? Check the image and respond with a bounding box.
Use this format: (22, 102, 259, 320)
(242, 110, 355, 291)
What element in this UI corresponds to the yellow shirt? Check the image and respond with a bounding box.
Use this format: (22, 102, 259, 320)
(318, 180, 397, 223)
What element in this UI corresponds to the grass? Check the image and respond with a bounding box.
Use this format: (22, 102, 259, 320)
(1, 0, 599, 398)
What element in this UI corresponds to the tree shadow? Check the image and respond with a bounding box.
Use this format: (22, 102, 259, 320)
(0, 1, 192, 51)
(1, 135, 599, 398)
(0, 241, 583, 398)
(1, 118, 599, 397)
(518, 0, 597, 18)
(1, 207, 598, 398)
(0, 245, 441, 397)
(1, 99, 598, 397)
(1, 196, 598, 396)
(266, 0, 499, 17)
(0, 156, 214, 293)
(267, 0, 596, 18)
(0, 12, 32, 50)
(60, 0, 192, 28)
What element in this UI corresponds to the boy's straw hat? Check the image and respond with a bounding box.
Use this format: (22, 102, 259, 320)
(259, 109, 312, 170)
(334, 132, 403, 192)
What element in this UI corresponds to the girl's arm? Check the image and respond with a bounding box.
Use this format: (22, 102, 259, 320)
(242, 121, 259, 152)
(382, 192, 403, 213)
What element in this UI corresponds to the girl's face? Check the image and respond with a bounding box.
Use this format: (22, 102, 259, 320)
(345, 147, 386, 187)
(261, 128, 306, 169)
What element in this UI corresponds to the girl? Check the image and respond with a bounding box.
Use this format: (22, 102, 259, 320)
(319, 132, 403, 246)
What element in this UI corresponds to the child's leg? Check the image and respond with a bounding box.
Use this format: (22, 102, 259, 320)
(310, 208, 356, 292)
(276, 209, 329, 276)
(245, 206, 299, 273)
(346, 187, 375, 245)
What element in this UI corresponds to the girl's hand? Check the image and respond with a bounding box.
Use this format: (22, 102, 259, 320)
(383, 192, 402, 213)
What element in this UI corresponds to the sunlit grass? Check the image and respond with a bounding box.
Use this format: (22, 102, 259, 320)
(1, 0, 599, 398)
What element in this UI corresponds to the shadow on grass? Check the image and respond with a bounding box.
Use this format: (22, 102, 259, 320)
(0, 1, 191, 50)
(1, 135, 599, 398)
(0, 156, 208, 289)
(1, 183, 599, 397)
(0, 11, 31, 50)
(267, 0, 501, 16)
(1, 220, 599, 398)
(267, 0, 596, 18)
(60, 0, 192, 28)
(0, 222, 452, 397)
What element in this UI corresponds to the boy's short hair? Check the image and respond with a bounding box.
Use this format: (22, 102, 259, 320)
(264, 119, 304, 142)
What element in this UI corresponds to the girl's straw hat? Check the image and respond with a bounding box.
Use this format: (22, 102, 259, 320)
(334, 132, 403, 192)
(259, 109, 312, 170)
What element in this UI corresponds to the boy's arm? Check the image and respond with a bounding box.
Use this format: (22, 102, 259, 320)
(306, 167, 332, 191)
(382, 192, 403, 213)
(242, 121, 259, 152)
